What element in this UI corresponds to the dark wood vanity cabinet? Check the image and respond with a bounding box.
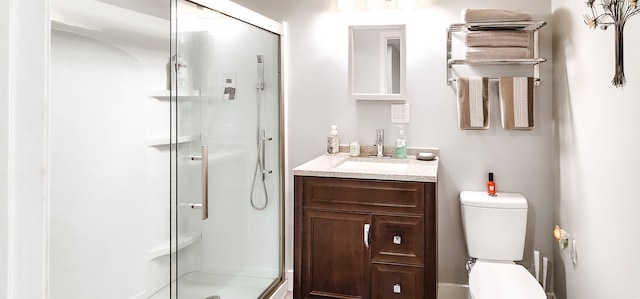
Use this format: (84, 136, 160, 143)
(294, 176, 436, 299)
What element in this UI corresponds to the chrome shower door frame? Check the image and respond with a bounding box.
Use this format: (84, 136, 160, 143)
(170, 0, 285, 298)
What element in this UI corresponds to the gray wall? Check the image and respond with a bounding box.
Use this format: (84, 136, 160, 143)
(552, 1, 640, 299)
(233, 0, 554, 287)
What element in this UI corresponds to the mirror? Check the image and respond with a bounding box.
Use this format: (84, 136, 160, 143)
(349, 25, 406, 101)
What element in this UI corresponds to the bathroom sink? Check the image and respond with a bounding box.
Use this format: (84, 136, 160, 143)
(292, 152, 438, 182)
(334, 158, 409, 172)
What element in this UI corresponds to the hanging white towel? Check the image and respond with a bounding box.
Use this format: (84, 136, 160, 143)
(499, 77, 534, 130)
(456, 77, 489, 129)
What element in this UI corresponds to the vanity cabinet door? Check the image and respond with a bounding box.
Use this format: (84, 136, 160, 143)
(301, 210, 371, 299)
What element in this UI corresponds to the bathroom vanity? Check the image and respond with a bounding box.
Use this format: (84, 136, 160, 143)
(292, 153, 438, 299)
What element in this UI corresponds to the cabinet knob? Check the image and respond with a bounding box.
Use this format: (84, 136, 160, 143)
(393, 235, 402, 245)
(393, 283, 402, 294)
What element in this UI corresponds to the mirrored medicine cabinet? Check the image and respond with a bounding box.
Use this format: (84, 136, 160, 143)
(349, 24, 406, 101)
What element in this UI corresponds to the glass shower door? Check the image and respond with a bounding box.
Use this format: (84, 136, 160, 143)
(172, 1, 282, 298)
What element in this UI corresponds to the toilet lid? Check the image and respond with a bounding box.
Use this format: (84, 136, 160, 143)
(469, 261, 546, 299)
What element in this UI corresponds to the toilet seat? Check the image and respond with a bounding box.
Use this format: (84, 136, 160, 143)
(469, 261, 546, 299)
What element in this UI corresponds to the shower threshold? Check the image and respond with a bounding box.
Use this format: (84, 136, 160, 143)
(149, 271, 276, 299)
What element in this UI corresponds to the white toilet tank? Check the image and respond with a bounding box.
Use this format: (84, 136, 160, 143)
(460, 191, 528, 261)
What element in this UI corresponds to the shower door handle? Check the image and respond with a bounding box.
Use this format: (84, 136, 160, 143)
(190, 145, 209, 220)
(260, 130, 273, 180)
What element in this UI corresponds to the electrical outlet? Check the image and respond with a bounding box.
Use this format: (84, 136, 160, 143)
(391, 104, 410, 123)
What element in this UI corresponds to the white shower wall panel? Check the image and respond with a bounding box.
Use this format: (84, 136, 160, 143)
(50, 29, 171, 299)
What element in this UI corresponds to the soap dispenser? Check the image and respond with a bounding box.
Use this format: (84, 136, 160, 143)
(395, 125, 407, 159)
(327, 125, 340, 155)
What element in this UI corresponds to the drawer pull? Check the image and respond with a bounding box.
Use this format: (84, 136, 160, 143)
(393, 283, 402, 294)
(364, 224, 371, 249)
(393, 235, 402, 245)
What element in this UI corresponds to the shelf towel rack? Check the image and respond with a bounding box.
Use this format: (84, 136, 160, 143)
(446, 21, 547, 86)
(449, 76, 541, 85)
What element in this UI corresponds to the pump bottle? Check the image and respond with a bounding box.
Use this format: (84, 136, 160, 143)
(395, 125, 407, 159)
(327, 125, 340, 154)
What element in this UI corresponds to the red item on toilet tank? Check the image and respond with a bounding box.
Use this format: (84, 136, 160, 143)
(487, 172, 496, 196)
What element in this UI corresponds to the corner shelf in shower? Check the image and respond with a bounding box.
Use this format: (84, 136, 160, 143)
(148, 232, 202, 261)
(147, 134, 201, 147)
(148, 89, 201, 100)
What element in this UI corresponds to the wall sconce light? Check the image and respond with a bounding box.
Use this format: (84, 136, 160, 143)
(338, 0, 415, 12)
(337, 0, 357, 12)
(397, 0, 417, 10)
(583, 0, 640, 87)
(367, 0, 388, 11)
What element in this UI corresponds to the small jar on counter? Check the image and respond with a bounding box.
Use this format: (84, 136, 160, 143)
(349, 141, 360, 157)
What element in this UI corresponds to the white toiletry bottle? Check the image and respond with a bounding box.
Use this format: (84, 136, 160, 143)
(167, 55, 189, 91)
(327, 125, 340, 155)
(395, 125, 407, 159)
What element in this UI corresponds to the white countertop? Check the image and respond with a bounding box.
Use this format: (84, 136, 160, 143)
(292, 153, 439, 182)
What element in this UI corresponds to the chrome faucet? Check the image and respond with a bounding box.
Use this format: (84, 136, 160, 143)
(375, 129, 384, 158)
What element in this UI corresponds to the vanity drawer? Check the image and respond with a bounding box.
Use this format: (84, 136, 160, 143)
(371, 215, 425, 266)
(372, 263, 424, 299)
(301, 177, 425, 215)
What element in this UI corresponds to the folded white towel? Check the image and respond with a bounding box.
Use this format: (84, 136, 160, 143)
(499, 77, 534, 130)
(464, 47, 530, 60)
(456, 77, 489, 129)
(462, 8, 532, 23)
(465, 31, 530, 48)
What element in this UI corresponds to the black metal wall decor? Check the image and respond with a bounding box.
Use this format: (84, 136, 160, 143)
(584, 0, 640, 87)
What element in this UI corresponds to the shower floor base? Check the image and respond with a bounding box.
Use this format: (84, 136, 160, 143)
(150, 271, 277, 299)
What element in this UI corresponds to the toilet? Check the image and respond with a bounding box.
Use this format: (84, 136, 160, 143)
(460, 191, 546, 299)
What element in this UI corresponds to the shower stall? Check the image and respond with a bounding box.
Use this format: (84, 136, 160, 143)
(49, 0, 284, 298)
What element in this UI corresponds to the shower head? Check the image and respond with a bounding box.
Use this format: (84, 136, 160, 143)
(257, 55, 263, 64)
